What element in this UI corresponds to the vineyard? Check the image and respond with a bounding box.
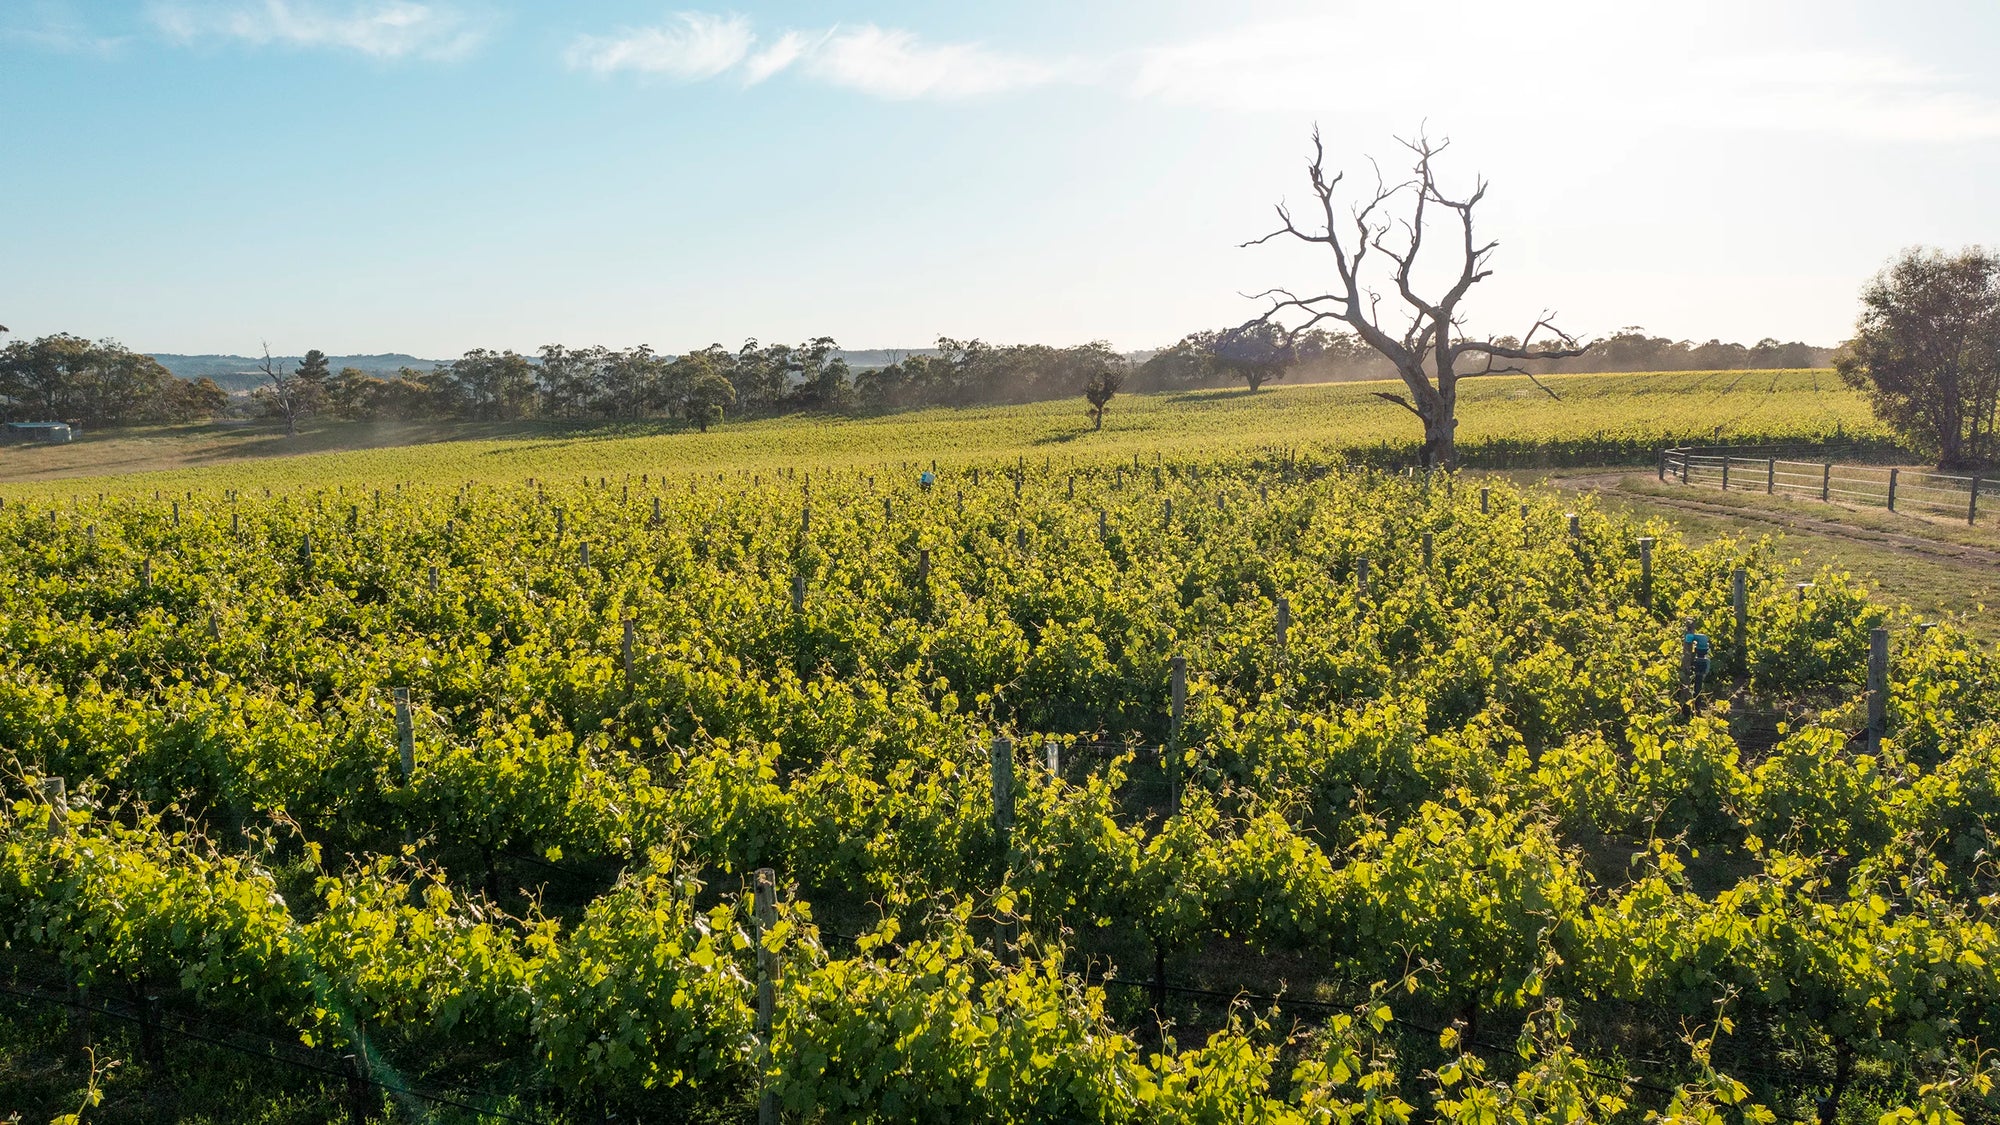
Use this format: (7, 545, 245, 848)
(3, 449, 1998, 1124)
(0, 368, 1885, 495)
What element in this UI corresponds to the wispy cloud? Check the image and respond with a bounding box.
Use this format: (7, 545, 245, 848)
(148, 0, 485, 61)
(567, 12, 1059, 99)
(2, 3, 127, 54)
(564, 11, 752, 79)
(1128, 13, 2000, 143)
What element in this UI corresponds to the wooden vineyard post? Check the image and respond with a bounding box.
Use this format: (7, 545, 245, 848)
(917, 548, 930, 585)
(1638, 537, 1655, 609)
(1016, 527, 1028, 553)
(1098, 510, 1108, 540)
(1422, 531, 1433, 569)
(884, 497, 893, 521)
(1480, 486, 1490, 514)
(578, 543, 589, 567)
(622, 616, 635, 684)
(1867, 626, 1889, 754)
(754, 868, 779, 1125)
(231, 511, 239, 535)
(1168, 658, 1186, 812)
(1888, 468, 1899, 512)
(652, 496, 662, 525)
(1766, 456, 1775, 494)
(1681, 455, 1690, 485)
(989, 739, 1017, 953)
(555, 509, 565, 543)
(1260, 483, 1268, 503)
(1822, 462, 1832, 502)
(802, 504, 811, 536)
(1356, 557, 1371, 597)
(791, 574, 806, 614)
(1969, 476, 1981, 526)
(1658, 450, 1666, 481)
(394, 687, 415, 781)
(41, 776, 67, 837)
(1721, 458, 1729, 492)
(1275, 596, 1290, 653)
(142, 994, 165, 1071)
(172, 500, 180, 527)
(141, 558, 152, 589)
(1731, 568, 1748, 668)
(1163, 498, 1173, 524)
(1045, 739, 1060, 775)
(1067, 476, 1075, 500)
(1566, 512, 1580, 539)
(427, 565, 439, 595)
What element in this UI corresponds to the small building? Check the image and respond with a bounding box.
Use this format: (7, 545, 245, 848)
(3, 421, 76, 444)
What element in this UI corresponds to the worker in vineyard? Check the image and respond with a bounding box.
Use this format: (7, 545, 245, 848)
(1684, 627, 1712, 695)
(920, 469, 936, 491)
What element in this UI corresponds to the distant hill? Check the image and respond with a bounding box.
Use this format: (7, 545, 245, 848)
(150, 354, 443, 393)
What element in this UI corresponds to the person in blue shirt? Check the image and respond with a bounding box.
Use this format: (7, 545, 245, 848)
(919, 470, 936, 491)
(1684, 628, 1712, 694)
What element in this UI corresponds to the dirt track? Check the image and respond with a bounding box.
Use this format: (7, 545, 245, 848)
(1552, 471, 2000, 568)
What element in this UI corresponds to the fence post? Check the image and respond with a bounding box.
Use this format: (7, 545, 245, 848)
(1480, 486, 1490, 514)
(1638, 537, 1655, 609)
(1822, 462, 1832, 502)
(1275, 596, 1290, 652)
(1721, 458, 1730, 492)
(1658, 450, 1666, 481)
(754, 868, 779, 1125)
(1731, 568, 1747, 664)
(1867, 626, 1889, 754)
(1888, 468, 1899, 511)
(791, 574, 805, 613)
(1681, 454, 1689, 484)
(1767, 457, 1775, 494)
(1970, 476, 1981, 526)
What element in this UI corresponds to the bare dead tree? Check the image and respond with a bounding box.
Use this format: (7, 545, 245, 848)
(1244, 128, 1588, 469)
(257, 343, 308, 437)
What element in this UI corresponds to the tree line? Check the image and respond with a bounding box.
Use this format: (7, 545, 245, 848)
(0, 334, 226, 428)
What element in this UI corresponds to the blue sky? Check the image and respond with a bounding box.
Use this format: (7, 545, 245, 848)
(3, 0, 1996, 357)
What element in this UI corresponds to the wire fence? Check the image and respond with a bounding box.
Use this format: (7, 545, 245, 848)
(1660, 447, 1988, 526)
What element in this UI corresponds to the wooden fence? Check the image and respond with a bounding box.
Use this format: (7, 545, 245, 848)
(1660, 447, 1986, 526)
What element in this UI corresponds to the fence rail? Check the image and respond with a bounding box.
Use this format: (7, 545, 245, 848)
(1660, 447, 1986, 526)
